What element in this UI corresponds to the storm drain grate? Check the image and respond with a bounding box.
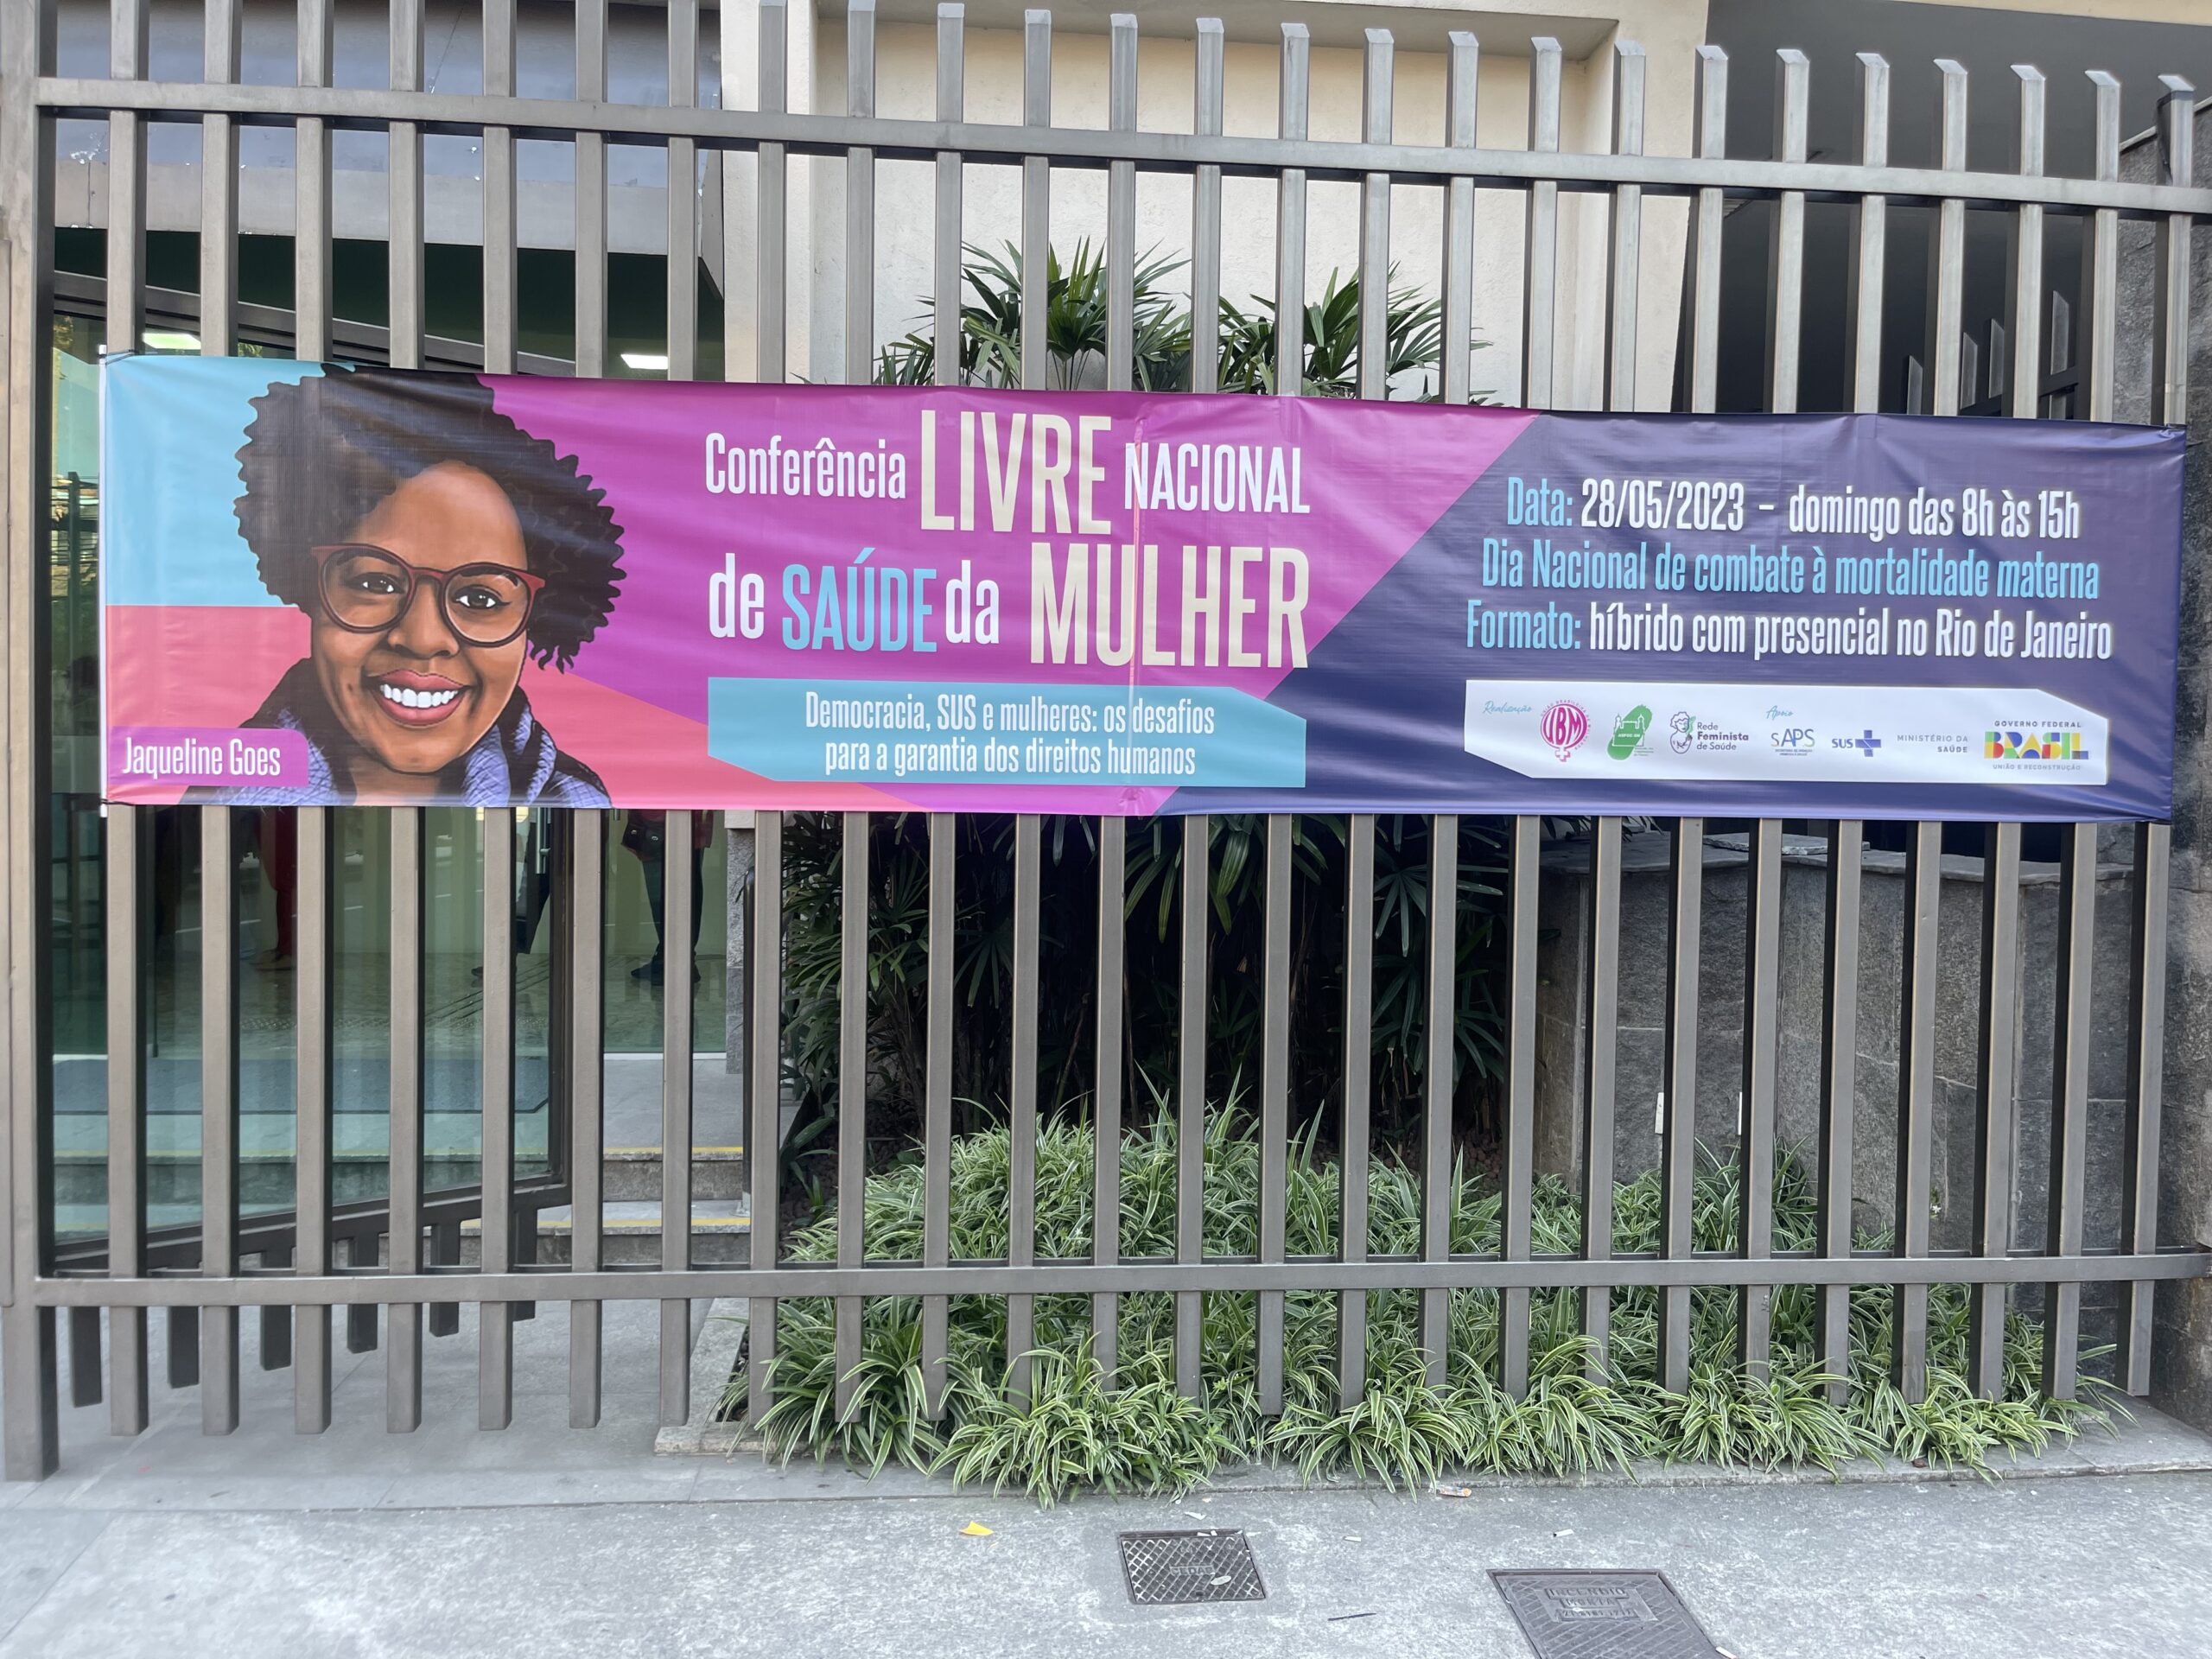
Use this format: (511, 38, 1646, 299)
(1491, 1571, 1725, 1659)
(1117, 1530, 1267, 1606)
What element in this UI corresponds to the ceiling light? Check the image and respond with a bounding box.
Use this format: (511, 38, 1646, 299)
(143, 330, 200, 352)
(620, 352, 669, 371)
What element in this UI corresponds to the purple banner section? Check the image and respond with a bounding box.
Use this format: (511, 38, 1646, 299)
(99, 355, 2183, 820)
(109, 727, 310, 791)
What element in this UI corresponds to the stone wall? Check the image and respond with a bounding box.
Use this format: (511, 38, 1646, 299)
(1532, 832, 2139, 1256)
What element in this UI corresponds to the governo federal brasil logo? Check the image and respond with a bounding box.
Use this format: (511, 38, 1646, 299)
(1986, 729, 2092, 760)
(1541, 701, 1590, 761)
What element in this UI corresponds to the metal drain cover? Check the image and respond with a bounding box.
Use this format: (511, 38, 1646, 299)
(1491, 1571, 1723, 1659)
(1117, 1529, 1267, 1606)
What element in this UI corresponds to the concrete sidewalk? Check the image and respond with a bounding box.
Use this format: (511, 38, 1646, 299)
(6, 1466, 2211, 1656)
(6, 1304, 2212, 1656)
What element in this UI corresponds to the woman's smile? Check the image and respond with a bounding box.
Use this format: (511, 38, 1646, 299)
(372, 666, 470, 727)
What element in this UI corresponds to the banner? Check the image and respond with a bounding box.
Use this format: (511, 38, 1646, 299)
(101, 356, 2183, 820)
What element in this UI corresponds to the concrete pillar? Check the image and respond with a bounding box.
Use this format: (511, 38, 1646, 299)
(2135, 101, 2212, 1428)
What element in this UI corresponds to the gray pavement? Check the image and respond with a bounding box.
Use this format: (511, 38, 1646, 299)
(6, 1303, 2212, 1656)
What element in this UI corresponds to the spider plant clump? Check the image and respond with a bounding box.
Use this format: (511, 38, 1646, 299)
(725, 1119, 2124, 1503)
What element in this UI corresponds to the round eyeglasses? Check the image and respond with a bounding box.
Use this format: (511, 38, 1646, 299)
(312, 543, 546, 649)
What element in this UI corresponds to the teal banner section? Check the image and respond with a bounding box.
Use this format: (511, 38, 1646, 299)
(708, 679, 1306, 789)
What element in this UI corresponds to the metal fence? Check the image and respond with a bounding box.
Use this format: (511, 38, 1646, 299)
(5, 0, 2212, 1480)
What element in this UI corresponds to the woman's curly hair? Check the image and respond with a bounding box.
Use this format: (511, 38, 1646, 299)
(234, 367, 624, 671)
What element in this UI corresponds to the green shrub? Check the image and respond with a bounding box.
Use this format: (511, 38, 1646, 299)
(726, 1121, 2122, 1502)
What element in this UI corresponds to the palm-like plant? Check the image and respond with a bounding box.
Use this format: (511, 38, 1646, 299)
(1215, 266, 1464, 398)
(876, 243, 1481, 399)
(876, 241, 1192, 391)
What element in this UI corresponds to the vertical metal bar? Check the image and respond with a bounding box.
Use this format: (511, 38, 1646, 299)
(1605, 41, 1644, 411)
(1522, 38, 1562, 410)
(105, 803, 144, 1431)
(1657, 818, 1703, 1394)
(842, 0, 874, 385)
(1419, 817, 1455, 1385)
(1274, 26, 1308, 398)
(1816, 822, 1862, 1398)
(1440, 33, 1478, 405)
(2119, 823, 2171, 1395)
(1684, 46, 1726, 414)
(1338, 815, 1374, 1408)
(755, 0, 788, 384)
(481, 0, 517, 375)
(1892, 822, 1942, 1402)
(1188, 19, 1224, 395)
(0, 0, 60, 1482)
(1969, 823, 2022, 1398)
(1351, 38, 1389, 1393)
(199, 0, 244, 1437)
(931, 6, 963, 393)
(291, 809, 331, 1430)
(832, 812, 865, 1419)
(922, 813, 952, 1413)
(1580, 818, 1621, 1376)
(2006, 67, 2046, 422)
(2131, 86, 2191, 1387)
(1356, 31, 1392, 401)
(575, 0, 607, 378)
(1256, 815, 1290, 1413)
(285, 0, 334, 1415)
(1767, 51, 1808, 412)
(660, 810, 696, 1426)
(745, 813, 783, 1424)
(666, 0, 699, 383)
(1849, 55, 1890, 412)
(1007, 815, 1040, 1402)
(1091, 817, 1126, 1379)
(99, 0, 151, 1437)
(386, 810, 424, 1432)
(295, 0, 332, 362)
(2081, 73, 2120, 423)
(1928, 61, 1968, 416)
(1174, 816, 1207, 1399)
(480, 810, 515, 1430)
(569, 810, 605, 1427)
(2043, 823, 2095, 1401)
(2152, 77, 2195, 429)
(1738, 821, 1782, 1375)
(200, 808, 238, 1434)
(107, 0, 147, 355)
(388, 0, 423, 370)
(1500, 817, 1539, 1397)
(1020, 11, 1049, 388)
(200, 0, 238, 358)
(1105, 15, 1136, 391)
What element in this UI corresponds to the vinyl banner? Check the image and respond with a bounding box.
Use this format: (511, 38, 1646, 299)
(101, 356, 2183, 820)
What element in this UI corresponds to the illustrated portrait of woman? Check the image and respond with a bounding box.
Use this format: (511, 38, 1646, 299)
(225, 366, 624, 806)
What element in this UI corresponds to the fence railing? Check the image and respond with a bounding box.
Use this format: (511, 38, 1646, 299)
(5, 0, 2212, 1479)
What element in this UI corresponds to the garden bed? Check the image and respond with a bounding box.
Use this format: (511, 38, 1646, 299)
(717, 1117, 2126, 1505)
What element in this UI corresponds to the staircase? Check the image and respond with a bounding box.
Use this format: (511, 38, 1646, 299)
(461, 1144, 753, 1266)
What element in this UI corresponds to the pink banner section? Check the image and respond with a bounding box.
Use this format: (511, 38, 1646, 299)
(109, 726, 310, 791)
(101, 359, 1529, 811)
